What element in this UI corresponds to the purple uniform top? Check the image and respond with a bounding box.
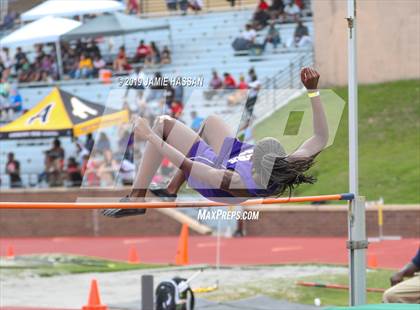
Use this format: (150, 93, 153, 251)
(186, 137, 274, 203)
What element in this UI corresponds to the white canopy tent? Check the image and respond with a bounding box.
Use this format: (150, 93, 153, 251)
(21, 0, 124, 22)
(0, 16, 82, 78)
(0, 16, 81, 47)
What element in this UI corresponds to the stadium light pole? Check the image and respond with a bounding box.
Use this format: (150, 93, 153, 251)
(347, 0, 366, 306)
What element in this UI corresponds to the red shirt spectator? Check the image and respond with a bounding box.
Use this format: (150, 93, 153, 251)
(258, 0, 269, 11)
(135, 40, 151, 62)
(223, 73, 236, 89)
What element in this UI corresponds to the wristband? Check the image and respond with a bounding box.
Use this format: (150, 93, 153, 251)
(308, 91, 320, 98)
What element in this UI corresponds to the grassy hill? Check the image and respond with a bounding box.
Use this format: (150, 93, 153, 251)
(254, 80, 420, 203)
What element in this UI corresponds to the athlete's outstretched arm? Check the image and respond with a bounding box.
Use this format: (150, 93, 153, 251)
(290, 68, 329, 159)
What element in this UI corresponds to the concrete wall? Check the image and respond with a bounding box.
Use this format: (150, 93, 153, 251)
(313, 0, 420, 86)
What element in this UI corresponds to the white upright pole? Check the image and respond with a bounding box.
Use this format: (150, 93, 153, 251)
(347, 0, 366, 306)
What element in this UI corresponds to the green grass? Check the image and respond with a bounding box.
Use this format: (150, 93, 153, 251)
(0, 254, 167, 277)
(254, 80, 420, 203)
(198, 267, 393, 307)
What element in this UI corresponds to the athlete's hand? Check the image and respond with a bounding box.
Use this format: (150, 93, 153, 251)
(390, 272, 404, 286)
(134, 117, 153, 140)
(301, 67, 320, 90)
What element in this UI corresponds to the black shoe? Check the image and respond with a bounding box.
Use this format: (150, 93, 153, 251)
(101, 196, 146, 218)
(149, 185, 177, 202)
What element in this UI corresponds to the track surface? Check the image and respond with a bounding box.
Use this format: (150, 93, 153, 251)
(0, 237, 418, 268)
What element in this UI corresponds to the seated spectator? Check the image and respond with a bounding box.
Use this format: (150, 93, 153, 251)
(5, 152, 22, 188)
(264, 24, 281, 49)
(223, 72, 237, 89)
(288, 21, 312, 48)
(283, 1, 301, 22)
(92, 55, 106, 77)
(227, 75, 248, 106)
(166, 0, 178, 11)
(242, 24, 257, 43)
(0, 11, 17, 30)
(0, 48, 13, 81)
(204, 70, 223, 100)
(257, 0, 269, 11)
(113, 46, 130, 72)
(170, 101, 183, 119)
(119, 157, 136, 186)
(190, 111, 204, 132)
(134, 40, 151, 63)
(145, 42, 161, 67)
(253, 7, 271, 30)
(269, 0, 285, 19)
(179, 0, 189, 15)
(127, 0, 140, 14)
(75, 54, 94, 79)
(14, 47, 27, 72)
(161, 46, 172, 64)
(164, 83, 175, 110)
(97, 150, 116, 186)
(7, 87, 23, 119)
(96, 132, 111, 154)
(383, 248, 420, 303)
(232, 24, 256, 52)
(188, 0, 203, 13)
(66, 157, 83, 187)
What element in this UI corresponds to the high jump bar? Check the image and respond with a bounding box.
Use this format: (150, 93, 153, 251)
(0, 193, 354, 209)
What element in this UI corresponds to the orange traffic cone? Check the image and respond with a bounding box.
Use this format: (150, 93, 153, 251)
(128, 245, 140, 264)
(175, 224, 189, 265)
(367, 253, 378, 269)
(82, 279, 108, 310)
(6, 245, 15, 259)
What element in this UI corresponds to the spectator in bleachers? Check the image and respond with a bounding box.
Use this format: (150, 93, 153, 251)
(119, 157, 136, 186)
(227, 74, 248, 106)
(252, 7, 271, 30)
(48, 138, 65, 166)
(288, 21, 312, 48)
(92, 54, 106, 77)
(164, 83, 175, 110)
(147, 72, 166, 102)
(190, 111, 204, 132)
(283, 0, 301, 22)
(204, 70, 223, 100)
(124, 66, 146, 101)
(113, 46, 130, 72)
(258, 0, 269, 11)
(161, 46, 172, 64)
(134, 40, 151, 63)
(188, 0, 203, 13)
(166, 0, 178, 11)
(96, 132, 111, 154)
(179, 0, 189, 15)
(75, 54, 94, 79)
(264, 23, 281, 49)
(5, 152, 22, 188)
(0, 48, 13, 81)
(7, 86, 23, 119)
(0, 11, 18, 30)
(85, 133, 95, 153)
(127, 0, 140, 15)
(227, 0, 235, 7)
(245, 69, 261, 117)
(242, 24, 257, 43)
(14, 47, 27, 72)
(170, 101, 183, 119)
(223, 72, 237, 90)
(145, 42, 161, 67)
(66, 157, 83, 187)
(269, 0, 285, 19)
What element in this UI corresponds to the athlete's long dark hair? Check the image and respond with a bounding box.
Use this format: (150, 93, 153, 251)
(253, 138, 316, 197)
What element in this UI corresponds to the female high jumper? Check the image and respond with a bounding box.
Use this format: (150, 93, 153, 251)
(103, 67, 327, 217)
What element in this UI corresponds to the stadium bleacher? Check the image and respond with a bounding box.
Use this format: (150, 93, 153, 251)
(1, 8, 314, 188)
